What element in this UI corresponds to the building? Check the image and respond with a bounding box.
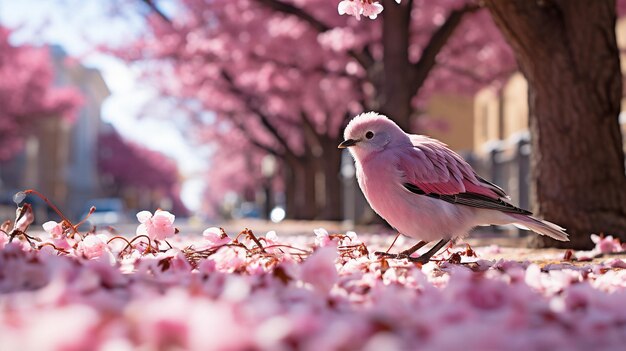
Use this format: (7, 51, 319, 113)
(0, 45, 110, 221)
(471, 72, 532, 211)
(50, 46, 111, 219)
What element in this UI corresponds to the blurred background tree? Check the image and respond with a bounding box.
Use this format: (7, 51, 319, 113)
(98, 130, 188, 216)
(0, 26, 82, 160)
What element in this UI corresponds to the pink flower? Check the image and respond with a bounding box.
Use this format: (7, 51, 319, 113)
(42, 221, 73, 250)
(590, 234, 622, 254)
(300, 246, 338, 294)
(14, 204, 34, 232)
(338, 0, 384, 20)
(338, 0, 362, 20)
(136, 210, 176, 241)
(42, 221, 64, 239)
(203, 227, 230, 246)
(606, 258, 626, 269)
(361, 1, 383, 19)
(212, 246, 247, 272)
(0, 233, 7, 250)
(314, 228, 335, 247)
(76, 234, 111, 260)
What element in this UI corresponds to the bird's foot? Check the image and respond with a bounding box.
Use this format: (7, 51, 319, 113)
(374, 251, 411, 260)
(375, 240, 427, 260)
(374, 251, 398, 258)
(407, 255, 431, 264)
(405, 239, 450, 264)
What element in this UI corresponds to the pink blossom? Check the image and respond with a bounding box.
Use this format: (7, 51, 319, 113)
(203, 227, 230, 246)
(300, 246, 339, 294)
(361, 1, 384, 19)
(136, 210, 176, 241)
(0, 233, 7, 250)
(314, 228, 335, 247)
(14, 205, 34, 232)
(606, 258, 626, 269)
(338, 0, 362, 20)
(42, 221, 64, 239)
(590, 234, 622, 254)
(338, 0, 384, 20)
(76, 234, 111, 260)
(42, 221, 72, 250)
(212, 246, 247, 272)
(22, 305, 100, 351)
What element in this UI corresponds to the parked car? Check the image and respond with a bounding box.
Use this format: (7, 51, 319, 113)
(81, 198, 127, 227)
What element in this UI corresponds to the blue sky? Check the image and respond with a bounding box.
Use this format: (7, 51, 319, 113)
(0, 0, 206, 212)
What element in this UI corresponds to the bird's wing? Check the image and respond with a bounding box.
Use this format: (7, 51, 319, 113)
(398, 135, 531, 215)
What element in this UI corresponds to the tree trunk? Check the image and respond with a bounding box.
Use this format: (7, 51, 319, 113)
(284, 155, 317, 220)
(380, 0, 413, 131)
(300, 157, 318, 220)
(485, 0, 626, 249)
(317, 137, 343, 220)
(283, 162, 297, 219)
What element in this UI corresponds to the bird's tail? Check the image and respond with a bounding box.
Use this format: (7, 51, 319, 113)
(508, 214, 569, 242)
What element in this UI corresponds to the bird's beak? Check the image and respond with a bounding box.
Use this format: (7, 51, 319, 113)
(338, 139, 359, 149)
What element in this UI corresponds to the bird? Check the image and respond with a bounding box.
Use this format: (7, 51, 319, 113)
(338, 112, 568, 263)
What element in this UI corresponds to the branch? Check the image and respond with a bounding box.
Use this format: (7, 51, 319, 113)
(141, 0, 172, 22)
(440, 62, 515, 86)
(249, 52, 356, 79)
(254, 0, 374, 69)
(409, 3, 480, 96)
(229, 116, 284, 158)
(219, 70, 298, 158)
(300, 111, 323, 151)
(255, 0, 330, 32)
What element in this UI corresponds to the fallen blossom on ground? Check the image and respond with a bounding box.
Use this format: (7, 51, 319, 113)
(2, 206, 626, 350)
(591, 234, 624, 254)
(136, 209, 176, 241)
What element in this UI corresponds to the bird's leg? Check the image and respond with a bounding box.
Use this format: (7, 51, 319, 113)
(375, 240, 427, 259)
(374, 233, 402, 258)
(408, 239, 450, 264)
(396, 241, 428, 259)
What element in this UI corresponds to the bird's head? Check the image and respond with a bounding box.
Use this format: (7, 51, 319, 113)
(338, 112, 410, 158)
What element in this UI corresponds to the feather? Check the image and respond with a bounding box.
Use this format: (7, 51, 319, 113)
(403, 183, 532, 215)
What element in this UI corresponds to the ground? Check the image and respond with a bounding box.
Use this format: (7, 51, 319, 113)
(2, 212, 626, 350)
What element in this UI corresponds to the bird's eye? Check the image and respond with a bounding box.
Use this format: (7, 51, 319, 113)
(365, 131, 374, 139)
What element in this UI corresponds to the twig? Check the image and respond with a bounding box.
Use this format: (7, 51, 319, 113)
(20, 189, 83, 239)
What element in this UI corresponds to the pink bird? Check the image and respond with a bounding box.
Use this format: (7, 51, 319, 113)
(339, 112, 568, 263)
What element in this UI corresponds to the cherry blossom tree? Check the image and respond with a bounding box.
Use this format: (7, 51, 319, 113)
(98, 130, 187, 215)
(0, 26, 82, 161)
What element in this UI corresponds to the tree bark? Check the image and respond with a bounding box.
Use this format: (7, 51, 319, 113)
(380, 0, 413, 131)
(284, 163, 297, 219)
(485, 0, 626, 249)
(300, 157, 318, 219)
(318, 136, 343, 220)
(284, 155, 317, 220)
